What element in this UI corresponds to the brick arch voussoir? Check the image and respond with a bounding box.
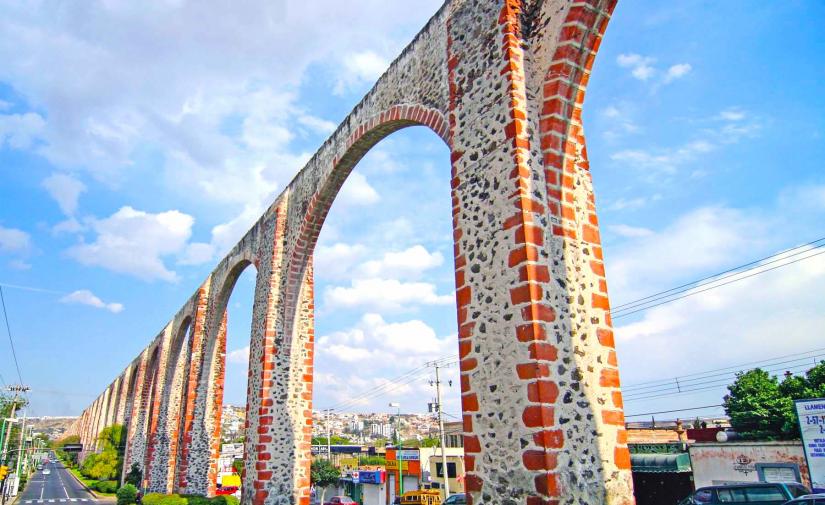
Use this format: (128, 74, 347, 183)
(539, 0, 615, 236)
(284, 104, 449, 334)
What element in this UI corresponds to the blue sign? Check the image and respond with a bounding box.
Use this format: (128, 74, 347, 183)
(358, 471, 384, 484)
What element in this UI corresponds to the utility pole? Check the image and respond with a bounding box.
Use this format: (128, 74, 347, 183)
(325, 408, 333, 462)
(429, 363, 450, 500)
(389, 402, 402, 497)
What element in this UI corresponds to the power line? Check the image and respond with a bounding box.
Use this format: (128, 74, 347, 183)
(611, 237, 825, 312)
(611, 244, 825, 320)
(625, 404, 724, 418)
(624, 361, 820, 403)
(624, 345, 825, 392)
(323, 355, 455, 412)
(0, 285, 24, 385)
(624, 352, 825, 395)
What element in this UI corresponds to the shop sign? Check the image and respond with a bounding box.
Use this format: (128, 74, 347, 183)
(386, 460, 408, 471)
(397, 450, 419, 461)
(796, 398, 825, 492)
(359, 471, 385, 484)
(733, 455, 755, 476)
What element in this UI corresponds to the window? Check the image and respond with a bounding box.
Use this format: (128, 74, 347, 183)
(694, 490, 713, 503)
(435, 462, 457, 478)
(744, 486, 786, 502)
(716, 488, 748, 503)
(788, 484, 811, 498)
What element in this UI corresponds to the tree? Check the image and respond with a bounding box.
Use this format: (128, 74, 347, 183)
(724, 362, 825, 440)
(310, 459, 340, 505)
(311, 435, 351, 446)
(80, 424, 125, 480)
(116, 483, 138, 505)
(124, 463, 142, 487)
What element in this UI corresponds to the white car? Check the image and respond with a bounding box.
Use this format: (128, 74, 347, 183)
(43, 468, 51, 475)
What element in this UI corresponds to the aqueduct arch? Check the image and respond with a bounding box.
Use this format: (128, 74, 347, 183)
(68, 1, 632, 504)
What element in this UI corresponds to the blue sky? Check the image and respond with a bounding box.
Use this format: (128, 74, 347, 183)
(0, 1, 823, 422)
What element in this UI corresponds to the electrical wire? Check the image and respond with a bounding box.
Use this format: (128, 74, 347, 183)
(624, 352, 825, 396)
(623, 346, 825, 391)
(0, 285, 24, 385)
(625, 404, 725, 418)
(612, 247, 825, 320)
(611, 237, 825, 312)
(624, 361, 819, 403)
(323, 355, 455, 412)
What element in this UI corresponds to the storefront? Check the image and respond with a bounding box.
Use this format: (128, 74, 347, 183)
(630, 443, 693, 505)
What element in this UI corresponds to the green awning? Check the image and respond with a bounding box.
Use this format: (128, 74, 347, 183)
(630, 453, 692, 473)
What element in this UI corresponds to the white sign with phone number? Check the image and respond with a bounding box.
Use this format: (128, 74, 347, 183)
(796, 398, 825, 492)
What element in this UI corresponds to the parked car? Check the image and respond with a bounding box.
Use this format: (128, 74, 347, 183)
(443, 494, 466, 505)
(324, 496, 357, 505)
(678, 483, 810, 504)
(783, 494, 825, 504)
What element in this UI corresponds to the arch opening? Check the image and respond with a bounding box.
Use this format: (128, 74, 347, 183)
(303, 119, 463, 503)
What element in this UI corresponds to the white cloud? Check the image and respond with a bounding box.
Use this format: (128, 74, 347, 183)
(178, 242, 216, 266)
(60, 289, 124, 313)
(609, 224, 654, 238)
(0, 112, 45, 149)
(611, 139, 711, 174)
(314, 314, 459, 410)
(0, 226, 31, 254)
(324, 278, 453, 312)
(663, 63, 692, 83)
(334, 51, 389, 95)
(42, 173, 86, 216)
(606, 206, 769, 299)
(617, 54, 691, 86)
(8, 259, 31, 270)
(315, 242, 368, 280)
(66, 206, 195, 282)
(716, 108, 747, 122)
(227, 345, 250, 365)
(336, 172, 380, 206)
(357, 245, 443, 279)
(0, 0, 441, 223)
(614, 247, 825, 387)
(297, 114, 337, 135)
(617, 53, 656, 81)
(600, 104, 639, 141)
(610, 108, 757, 176)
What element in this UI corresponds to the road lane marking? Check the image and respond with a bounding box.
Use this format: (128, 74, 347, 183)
(55, 467, 70, 499)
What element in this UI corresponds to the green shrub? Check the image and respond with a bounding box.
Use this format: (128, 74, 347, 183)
(116, 484, 138, 505)
(142, 493, 188, 505)
(94, 480, 118, 493)
(217, 495, 240, 505)
(182, 495, 210, 505)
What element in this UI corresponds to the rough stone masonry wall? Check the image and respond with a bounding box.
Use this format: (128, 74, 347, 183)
(70, 1, 633, 504)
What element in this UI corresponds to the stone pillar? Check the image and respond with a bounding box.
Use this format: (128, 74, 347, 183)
(181, 281, 215, 495)
(146, 324, 174, 491)
(446, 1, 632, 504)
(159, 320, 193, 493)
(205, 311, 228, 496)
(123, 348, 151, 482)
(242, 201, 288, 505)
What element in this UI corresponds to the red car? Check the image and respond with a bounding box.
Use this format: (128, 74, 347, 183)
(324, 496, 357, 505)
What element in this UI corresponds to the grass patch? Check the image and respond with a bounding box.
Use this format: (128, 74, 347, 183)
(67, 467, 118, 497)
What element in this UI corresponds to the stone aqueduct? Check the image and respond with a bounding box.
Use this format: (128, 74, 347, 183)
(67, 0, 635, 503)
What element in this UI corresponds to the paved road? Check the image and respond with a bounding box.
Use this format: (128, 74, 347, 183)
(16, 456, 99, 505)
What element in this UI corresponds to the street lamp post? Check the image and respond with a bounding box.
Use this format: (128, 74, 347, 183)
(388, 402, 402, 497)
